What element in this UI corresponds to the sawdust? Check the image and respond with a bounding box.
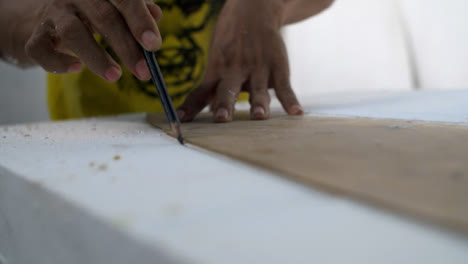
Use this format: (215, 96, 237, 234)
(98, 164, 108, 171)
(388, 124, 413, 129)
(113, 155, 121, 161)
(67, 175, 76, 181)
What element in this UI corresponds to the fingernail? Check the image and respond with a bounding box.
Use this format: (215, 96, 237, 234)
(289, 104, 304, 115)
(136, 59, 151, 80)
(68, 62, 82, 73)
(141, 31, 160, 50)
(215, 108, 229, 122)
(104, 66, 122, 82)
(252, 106, 265, 120)
(177, 110, 185, 120)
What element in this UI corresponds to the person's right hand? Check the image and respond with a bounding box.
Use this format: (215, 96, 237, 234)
(24, 0, 163, 82)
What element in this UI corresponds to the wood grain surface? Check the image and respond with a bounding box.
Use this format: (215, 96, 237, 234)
(147, 112, 468, 234)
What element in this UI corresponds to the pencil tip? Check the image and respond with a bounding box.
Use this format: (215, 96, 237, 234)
(177, 134, 184, 145)
(170, 122, 184, 145)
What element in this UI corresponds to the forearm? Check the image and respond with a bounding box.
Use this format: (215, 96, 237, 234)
(281, 0, 335, 25)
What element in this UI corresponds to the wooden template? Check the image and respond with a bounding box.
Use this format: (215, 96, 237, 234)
(147, 112, 468, 234)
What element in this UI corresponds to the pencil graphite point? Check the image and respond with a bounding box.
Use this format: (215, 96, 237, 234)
(177, 134, 184, 145)
(170, 122, 184, 145)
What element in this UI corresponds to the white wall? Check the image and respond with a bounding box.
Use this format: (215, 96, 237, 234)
(286, 0, 413, 95)
(397, 0, 468, 89)
(286, 0, 468, 95)
(0, 62, 48, 125)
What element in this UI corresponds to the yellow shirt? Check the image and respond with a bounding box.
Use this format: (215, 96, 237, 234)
(48, 0, 224, 120)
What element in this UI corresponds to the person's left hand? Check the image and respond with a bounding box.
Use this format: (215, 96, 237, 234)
(176, 0, 304, 123)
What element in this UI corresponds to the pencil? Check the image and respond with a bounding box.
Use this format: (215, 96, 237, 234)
(142, 48, 184, 145)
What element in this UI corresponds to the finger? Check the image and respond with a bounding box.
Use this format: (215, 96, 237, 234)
(109, 0, 162, 51)
(145, 0, 163, 22)
(25, 21, 83, 74)
(249, 70, 270, 120)
(53, 13, 122, 82)
(271, 67, 303, 116)
(80, 0, 150, 81)
(208, 100, 216, 113)
(176, 81, 215, 123)
(177, 65, 219, 122)
(213, 76, 244, 123)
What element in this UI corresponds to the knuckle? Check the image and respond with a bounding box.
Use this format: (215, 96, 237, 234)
(111, 0, 131, 9)
(48, 0, 64, 11)
(93, 1, 120, 22)
(56, 18, 82, 42)
(25, 24, 53, 58)
(25, 37, 47, 60)
(24, 38, 38, 58)
(50, 0, 66, 8)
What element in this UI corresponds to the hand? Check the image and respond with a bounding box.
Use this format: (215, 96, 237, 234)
(177, 0, 304, 123)
(22, 0, 163, 82)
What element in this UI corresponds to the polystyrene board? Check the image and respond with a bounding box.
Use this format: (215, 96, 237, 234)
(1, 114, 468, 264)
